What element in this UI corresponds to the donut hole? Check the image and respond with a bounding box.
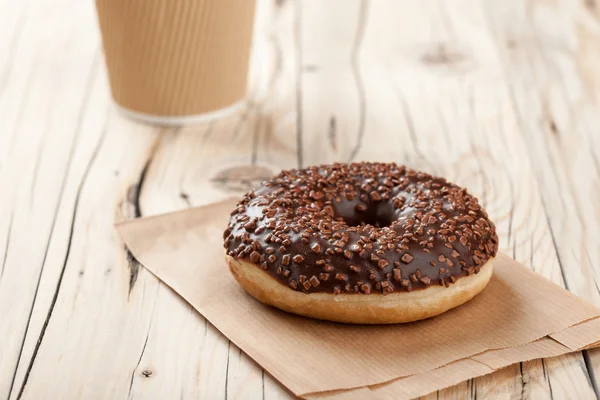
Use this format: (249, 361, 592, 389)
(336, 201, 396, 228)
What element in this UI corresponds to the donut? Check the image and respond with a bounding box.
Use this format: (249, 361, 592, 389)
(223, 162, 499, 324)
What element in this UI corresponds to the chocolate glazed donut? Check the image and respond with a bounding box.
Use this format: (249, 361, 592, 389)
(223, 162, 499, 324)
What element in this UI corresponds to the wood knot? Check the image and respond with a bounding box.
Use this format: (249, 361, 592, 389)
(210, 164, 278, 192)
(141, 370, 153, 378)
(549, 120, 559, 135)
(585, 0, 596, 10)
(420, 43, 467, 67)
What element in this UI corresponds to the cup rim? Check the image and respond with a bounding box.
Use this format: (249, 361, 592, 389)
(115, 99, 246, 126)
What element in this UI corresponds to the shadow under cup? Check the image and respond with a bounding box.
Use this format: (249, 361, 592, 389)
(95, 0, 256, 125)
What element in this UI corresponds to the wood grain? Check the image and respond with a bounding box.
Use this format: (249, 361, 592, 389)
(0, 0, 598, 399)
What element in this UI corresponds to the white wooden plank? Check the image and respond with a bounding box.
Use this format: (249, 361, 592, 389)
(299, 0, 366, 165)
(13, 101, 162, 399)
(483, 0, 600, 396)
(0, 0, 104, 396)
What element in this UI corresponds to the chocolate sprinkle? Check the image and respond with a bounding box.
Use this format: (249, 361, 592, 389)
(250, 251, 260, 263)
(401, 253, 414, 264)
(224, 162, 498, 294)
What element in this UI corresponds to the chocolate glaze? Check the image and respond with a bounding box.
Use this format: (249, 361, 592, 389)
(223, 162, 499, 295)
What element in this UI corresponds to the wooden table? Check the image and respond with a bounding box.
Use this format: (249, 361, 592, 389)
(2, 0, 600, 398)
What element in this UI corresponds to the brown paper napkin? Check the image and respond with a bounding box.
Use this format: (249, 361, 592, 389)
(116, 199, 600, 399)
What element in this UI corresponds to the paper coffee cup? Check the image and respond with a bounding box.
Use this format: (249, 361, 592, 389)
(96, 0, 256, 124)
